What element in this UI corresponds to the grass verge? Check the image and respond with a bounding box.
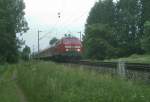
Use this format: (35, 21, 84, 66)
(16, 61, 150, 102)
(105, 54, 150, 63)
(0, 64, 21, 102)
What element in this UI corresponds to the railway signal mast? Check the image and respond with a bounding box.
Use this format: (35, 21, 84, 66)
(78, 31, 82, 41)
(38, 30, 42, 59)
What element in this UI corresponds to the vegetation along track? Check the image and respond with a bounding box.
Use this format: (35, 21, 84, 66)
(67, 60, 150, 72)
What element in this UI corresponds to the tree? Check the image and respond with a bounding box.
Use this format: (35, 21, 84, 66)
(141, 21, 150, 53)
(84, 0, 117, 59)
(140, 0, 150, 53)
(22, 45, 31, 61)
(84, 0, 148, 60)
(49, 37, 58, 45)
(115, 0, 144, 56)
(0, 0, 28, 63)
(141, 0, 150, 21)
(84, 24, 117, 60)
(87, 0, 115, 26)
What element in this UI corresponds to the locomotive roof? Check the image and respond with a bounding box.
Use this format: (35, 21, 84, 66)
(62, 37, 80, 41)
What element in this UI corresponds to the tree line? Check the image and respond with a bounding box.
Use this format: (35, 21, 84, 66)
(0, 0, 29, 63)
(84, 0, 150, 60)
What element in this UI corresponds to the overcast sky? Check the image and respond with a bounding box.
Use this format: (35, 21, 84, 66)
(22, 0, 97, 52)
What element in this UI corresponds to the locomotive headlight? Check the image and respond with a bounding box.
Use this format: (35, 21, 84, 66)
(77, 48, 81, 52)
(66, 49, 69, 52)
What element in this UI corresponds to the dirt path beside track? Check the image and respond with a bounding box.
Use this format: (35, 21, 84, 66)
(12, 70, 28, 102)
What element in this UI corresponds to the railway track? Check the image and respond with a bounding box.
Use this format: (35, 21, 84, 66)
(68, 60, 150, 72)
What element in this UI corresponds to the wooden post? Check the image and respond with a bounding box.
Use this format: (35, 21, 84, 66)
(117, 60, 126, 78)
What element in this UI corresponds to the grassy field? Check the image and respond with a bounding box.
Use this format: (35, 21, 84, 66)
(15, 61, 150, 102)
(104, 54, 150, 63)
(0, 61, 150, 102)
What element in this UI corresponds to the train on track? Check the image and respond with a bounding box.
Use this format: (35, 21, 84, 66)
(37, 36, 83, 61)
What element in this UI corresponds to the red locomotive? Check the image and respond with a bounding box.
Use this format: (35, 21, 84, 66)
(38, 36, 82, 61)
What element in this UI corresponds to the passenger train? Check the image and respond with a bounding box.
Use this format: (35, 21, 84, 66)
(38, 36, 83, 61)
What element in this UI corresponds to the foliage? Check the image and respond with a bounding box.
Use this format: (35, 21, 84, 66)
(84, 24, 117, 59)
(141, 21, 150, 53)
(84, 0, 150, 60)
(49, 37, 58, 45)
(140, 0, 150, 53)
(87, 0, 115, 26)
(0, 0, 28, 63)
(115, 0, 143, 55)
(142, 0, 150, 21)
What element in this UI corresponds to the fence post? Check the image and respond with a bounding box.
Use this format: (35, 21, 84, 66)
(117, 60, 126, 78)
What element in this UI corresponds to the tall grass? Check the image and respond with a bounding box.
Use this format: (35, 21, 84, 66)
(0, 64, 21, 102)
(17, 61, 150, 102)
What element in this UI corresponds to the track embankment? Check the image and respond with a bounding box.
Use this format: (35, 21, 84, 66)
(69, 60, 150, 71)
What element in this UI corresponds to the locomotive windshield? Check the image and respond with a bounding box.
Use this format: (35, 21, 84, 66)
(63, 37, 81, 44)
